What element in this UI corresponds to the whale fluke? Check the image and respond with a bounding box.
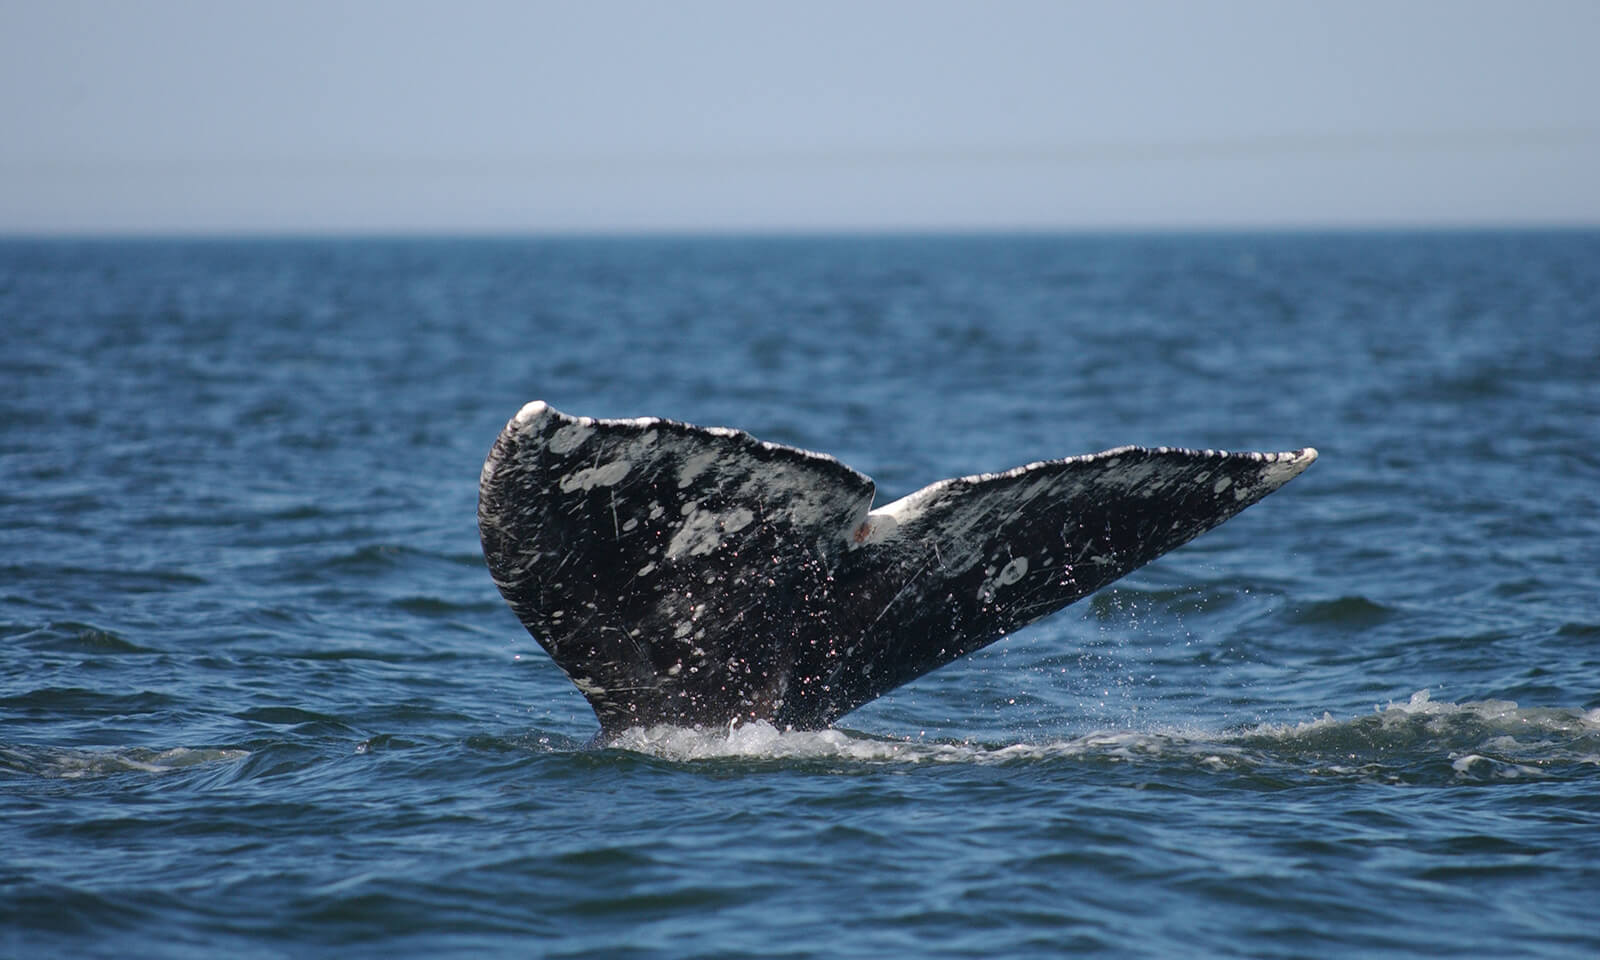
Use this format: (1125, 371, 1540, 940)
(478, 401, 1316, 736)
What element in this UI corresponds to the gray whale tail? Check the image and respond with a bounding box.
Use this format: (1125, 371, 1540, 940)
(478, 401, 1316, 737)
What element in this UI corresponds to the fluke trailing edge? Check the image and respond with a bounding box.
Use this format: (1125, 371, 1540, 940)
(478, 402, 1316, 737)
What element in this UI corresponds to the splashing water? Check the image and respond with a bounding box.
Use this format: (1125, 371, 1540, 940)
(605, 690, 1600, 783)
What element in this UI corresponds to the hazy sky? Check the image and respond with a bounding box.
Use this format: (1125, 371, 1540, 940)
(2, 0, 1597, 232)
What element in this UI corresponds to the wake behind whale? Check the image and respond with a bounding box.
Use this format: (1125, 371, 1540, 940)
(478, 402, 1316, 737)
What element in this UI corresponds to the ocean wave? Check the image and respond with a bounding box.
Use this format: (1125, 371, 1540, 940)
(0, 744, 250, 780)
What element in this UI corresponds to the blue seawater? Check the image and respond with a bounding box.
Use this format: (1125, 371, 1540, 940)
(3, 232, 1599, 958)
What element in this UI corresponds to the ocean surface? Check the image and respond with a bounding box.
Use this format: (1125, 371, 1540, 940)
(3, 232, 1598, 958)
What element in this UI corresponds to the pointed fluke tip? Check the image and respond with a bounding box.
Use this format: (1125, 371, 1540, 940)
(513, 400, 551, 426)
(1263, 446, 1318, 489)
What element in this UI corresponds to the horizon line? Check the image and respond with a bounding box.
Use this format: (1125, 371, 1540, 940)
(4, 221, 1600, 241)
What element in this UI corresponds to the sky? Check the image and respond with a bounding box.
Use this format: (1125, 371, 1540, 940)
(2, 0, 1597, 233)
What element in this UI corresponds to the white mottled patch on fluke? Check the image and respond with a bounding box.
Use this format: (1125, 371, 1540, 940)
(572, 677, 607, 698)
(667, 508, 724, 558)
(998, 556, 1028, 585)
(558, 460, 631, 492)
(665, 502, 759, 559)
(977, 555, 1029, 600)
(548, 422, 595, 454)
(677, 450, 719, 489)
(722, 506, 754, 534)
